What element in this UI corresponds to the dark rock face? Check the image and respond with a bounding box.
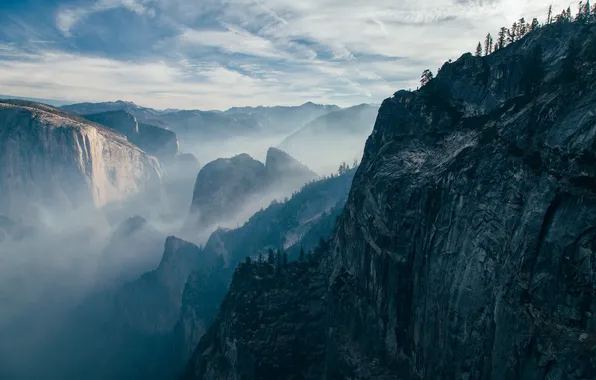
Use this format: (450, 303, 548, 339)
(183, 260, 328, 380)
(185, 23, 596, 380)
(136, 122, 179, 161)
(188, 149, 317, 232)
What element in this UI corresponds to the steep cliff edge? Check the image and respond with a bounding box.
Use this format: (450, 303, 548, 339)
(0, 100, 163, 220)
(185, 22, 596, 380)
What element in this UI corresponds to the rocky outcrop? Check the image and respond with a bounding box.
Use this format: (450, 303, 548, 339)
(0, 100, 163, 221)
(184, 22, 596, 380)
(188, 149, 317, 232)
(188, 154, 267, 230)
(265, 147, 317, 185)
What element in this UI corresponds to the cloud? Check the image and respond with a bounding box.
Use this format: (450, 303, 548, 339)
(0, 0, 580, 109)
(56, 0, 156, 36)
(177, 25, 283, 59)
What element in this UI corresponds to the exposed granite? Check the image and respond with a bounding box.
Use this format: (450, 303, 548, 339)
(185, 22, 596, 380)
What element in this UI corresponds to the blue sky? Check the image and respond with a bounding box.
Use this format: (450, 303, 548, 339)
(0, 0, 575, 110)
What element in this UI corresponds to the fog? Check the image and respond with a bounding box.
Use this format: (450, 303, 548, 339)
(0, 118, 372, 379)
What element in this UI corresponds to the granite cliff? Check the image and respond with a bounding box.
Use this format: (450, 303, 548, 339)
(0, 100, 163, 221)
(188, 148, 317, 232)
(184, 22, 596, 380)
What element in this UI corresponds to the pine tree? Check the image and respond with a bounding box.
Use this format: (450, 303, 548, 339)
(283, 252, 288, 266)
(518, 18, 527, 37)
(508, 23, 517, 43)
(420, 69, 434, 86)
(267, 248, 275, 264)
(475, 42, 483, 56)
(497, 27, 507, 49)
(484, 33, 493, 55)
(299, 246, 305, 262)
(547, 5, 553, 24)
(530, 18, 540, 32)
(245, 256, 252, 265)
(577, 1, 587, 22)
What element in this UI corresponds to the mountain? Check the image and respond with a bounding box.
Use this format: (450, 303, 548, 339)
(184, 22, 596, 380)
(278, 103, 380, 173)
(202, 168, 355, 264)
(0, 94, 74, 107)
(83, 110, 179, 162)
(31, 168, 355, 380)
(61, 101, 340, 146)
(187, 148, 317, 234)
(60, 100, 168, 127)
(0, 99, 163, 221)
(225, 102, 341, 135)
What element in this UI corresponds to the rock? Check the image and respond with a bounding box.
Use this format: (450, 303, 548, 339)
(0, 100, 163, 221)
(185, 22, 596, 380)
(187, 149, 318, 233)
(84, 110, 179, 161)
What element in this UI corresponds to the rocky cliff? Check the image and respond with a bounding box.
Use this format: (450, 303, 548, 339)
(84, 110, 179, 161)
(0, 100, 163, 221)
(188, 149, 317, 233)
(184, 22, 596, 380)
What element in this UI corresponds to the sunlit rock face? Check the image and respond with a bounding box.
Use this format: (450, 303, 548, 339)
(0, 100, 163, 221)
(184, 22, 596, 380)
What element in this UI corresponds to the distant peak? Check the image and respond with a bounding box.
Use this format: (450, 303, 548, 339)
(160, 236, 198, 266)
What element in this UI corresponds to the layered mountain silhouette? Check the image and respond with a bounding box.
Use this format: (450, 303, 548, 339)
(61, 101, 340, 143)
(278, 103, 379, 173)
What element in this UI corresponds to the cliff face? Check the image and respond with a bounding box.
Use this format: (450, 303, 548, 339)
(84, 110, 179, 161)
(184, 260, 328, 380)
(0, 100, 163, 220)
(188, 149, 317, 233)
(185, 23, 596, 380)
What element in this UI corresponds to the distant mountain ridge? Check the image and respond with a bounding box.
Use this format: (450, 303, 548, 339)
(60, 100, 344, 143)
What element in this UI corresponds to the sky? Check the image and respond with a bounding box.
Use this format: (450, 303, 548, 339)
(0, 0, 578, 110)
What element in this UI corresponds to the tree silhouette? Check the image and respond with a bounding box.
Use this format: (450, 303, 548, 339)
(267, 248, 275, 264)
(475, 42, 483, 56)
(547, 5, 553, 24)
(497, 27, 507, 50)
(530, 18, 540, 32)
(420, 69, 434, 86)
(484, 33, 493, 55)
(299, 246, 305, 262)
(507, 23, 517, 43)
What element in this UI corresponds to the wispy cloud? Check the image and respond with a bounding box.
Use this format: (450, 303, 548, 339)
(0, 0, 579, 109)
(56, 0, 156, 36)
